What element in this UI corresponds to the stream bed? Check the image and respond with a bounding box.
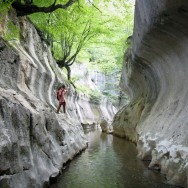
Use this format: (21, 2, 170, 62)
(50, 127, 179, 188)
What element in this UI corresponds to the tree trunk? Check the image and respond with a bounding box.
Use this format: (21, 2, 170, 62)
(65, 65, 71, 80)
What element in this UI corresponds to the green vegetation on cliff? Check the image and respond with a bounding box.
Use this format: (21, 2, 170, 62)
(0, 0, 134, 103)
(0, 0, 134, 78)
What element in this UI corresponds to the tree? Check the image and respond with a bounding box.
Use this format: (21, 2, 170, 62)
(56, 21, 96, 80)
(33, 0, 135, 80)
(1, 0, 135, 84)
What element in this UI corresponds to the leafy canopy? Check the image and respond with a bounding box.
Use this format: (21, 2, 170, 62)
(28, 0, 135, 72)
(1, 0, 134, 85)
(1, 0, 134, 75)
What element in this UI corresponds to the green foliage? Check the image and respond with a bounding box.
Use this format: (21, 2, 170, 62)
(28, 0, 135, 68)
(0, 1, 20, 42)
(75, 84, 103, 104)
(103, 92, 117, 104)
(0, 0, 133, 104)
(71, 75, 81, 83)
(85, 0, 134, 73)
(86, 46, 121, 74)
(0, 0, 14, 22)
(3, 20, 20, 41)
(90, 91, 103, 104)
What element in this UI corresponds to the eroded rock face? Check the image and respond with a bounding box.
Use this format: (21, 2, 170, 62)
(0, 12, 116, 187)
(0, 19, 87, 188)
(113, 0, 188, 187)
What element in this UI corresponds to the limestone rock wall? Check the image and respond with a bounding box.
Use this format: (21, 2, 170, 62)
(71, 62, 127, 109)
(0, 11, 116, 187)
(113, 0, 188, 187)
(69, 63, 117, 124)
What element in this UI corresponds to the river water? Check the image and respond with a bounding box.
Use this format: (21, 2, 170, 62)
(51, 127, 179, 188)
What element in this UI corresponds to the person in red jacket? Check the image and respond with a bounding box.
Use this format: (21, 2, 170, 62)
(56, 84, 68, 114)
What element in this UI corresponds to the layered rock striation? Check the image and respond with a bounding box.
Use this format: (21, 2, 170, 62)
(113, 0, 188, 187)
(0, 11, 116, 187)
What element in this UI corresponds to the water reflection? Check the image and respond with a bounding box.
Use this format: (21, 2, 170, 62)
(50, 128, 179, 188)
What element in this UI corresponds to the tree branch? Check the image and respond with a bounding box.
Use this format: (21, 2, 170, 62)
(53, 0, 57, 6)
(87, 0, 102, 13)
(12, 0, 77, 16)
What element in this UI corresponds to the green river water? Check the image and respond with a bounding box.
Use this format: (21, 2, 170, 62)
(50, 127, 180, 188)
